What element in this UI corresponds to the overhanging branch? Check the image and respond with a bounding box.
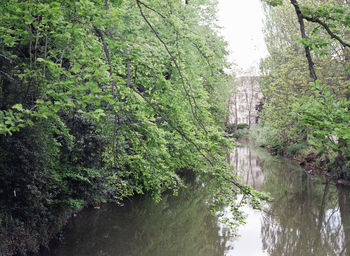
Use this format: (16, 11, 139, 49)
(302, 16, 350, 49)
(136, 0, 208, 134)
(290, 0, 318, 81)
(127, 62, 214, 166)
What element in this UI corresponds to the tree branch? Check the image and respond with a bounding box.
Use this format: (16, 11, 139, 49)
(136, 0, 208, 134)
(94, 21, 123, 168)
(104, 0, 110, 10)
(137, 0, 166, 19)
(0, 70, 15, 81)
(290, 0, 318, 81)
(302, 15, 350, 48)
(0, 53, 13, 63)
(135, 1, 215, 74)
(59, 38, 71, 68)
(127, 62, 214, 166)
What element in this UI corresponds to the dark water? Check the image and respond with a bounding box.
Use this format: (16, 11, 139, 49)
(50, 143, 350, 256)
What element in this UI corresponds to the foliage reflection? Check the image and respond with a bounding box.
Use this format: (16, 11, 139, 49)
(52, 180, 234, 256)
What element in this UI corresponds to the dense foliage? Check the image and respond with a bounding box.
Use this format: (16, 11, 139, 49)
(255, 0, 350, 174)
(0, 0, 267, 255)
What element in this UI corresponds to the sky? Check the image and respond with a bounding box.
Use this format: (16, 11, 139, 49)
(217, 0, 268, 74)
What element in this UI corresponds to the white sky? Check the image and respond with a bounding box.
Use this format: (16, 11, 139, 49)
(217, 0, 268, 74)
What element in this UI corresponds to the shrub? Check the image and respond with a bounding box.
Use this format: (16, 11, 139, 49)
(231, 128, 249, 139)
(286, 142, 309, 155)
(237, 123, 249, 130)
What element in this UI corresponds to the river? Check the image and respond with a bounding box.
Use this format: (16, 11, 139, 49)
(49, 142, 350, 256)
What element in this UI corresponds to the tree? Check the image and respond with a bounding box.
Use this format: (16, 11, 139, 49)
(0, 1, 266, 254)
(258, 0, 350, 161)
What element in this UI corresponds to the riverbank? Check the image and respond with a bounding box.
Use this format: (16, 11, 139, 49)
(245, 129, 350, 185)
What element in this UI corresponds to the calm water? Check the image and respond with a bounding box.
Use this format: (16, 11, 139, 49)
(50, 143, 350, 256)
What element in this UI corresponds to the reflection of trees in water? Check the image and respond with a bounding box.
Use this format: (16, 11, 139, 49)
(57, 145, 350, 256)
(338, 185, 350, 255)
(227, 145, 265, 190)
(52, 183, 234, 256)
(260, 156, 350, 256)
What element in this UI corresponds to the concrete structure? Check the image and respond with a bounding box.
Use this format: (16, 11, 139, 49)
(228, 76, 263, 128)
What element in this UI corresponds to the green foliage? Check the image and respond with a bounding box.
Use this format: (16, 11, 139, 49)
(229, 128, 249, 139)
(285, 141, 309, 155)
(259, 0, 350, 164)
(237, 123, 249, 130)
(264, 0, 283, 7)
(225, 123, 248, 135)
(250, 124, 278, 148)
(0, 0, 264, 255)
(292, 81, 350, 172)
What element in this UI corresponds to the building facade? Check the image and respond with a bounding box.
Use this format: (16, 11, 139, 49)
(228, 76, 263, 128)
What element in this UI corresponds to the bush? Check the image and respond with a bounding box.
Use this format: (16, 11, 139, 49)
(231, 128, 249, 139)
(237, 123, 249, 130)
(250, 125, 275, 147)
(225, 123, 249, 135)
(286, 142, 309, 155)
(225, 123, 236, 134)
(0, 113, 111, 255)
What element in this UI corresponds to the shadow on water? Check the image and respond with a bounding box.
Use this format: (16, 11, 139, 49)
(50, 142, 350, 256)
(50, 180, 234, 256)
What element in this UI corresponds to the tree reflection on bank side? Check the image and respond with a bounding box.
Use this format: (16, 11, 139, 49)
(260, 155, 350, 256)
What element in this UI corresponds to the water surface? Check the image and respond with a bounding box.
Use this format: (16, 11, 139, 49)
(51, 143, 350, 256)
